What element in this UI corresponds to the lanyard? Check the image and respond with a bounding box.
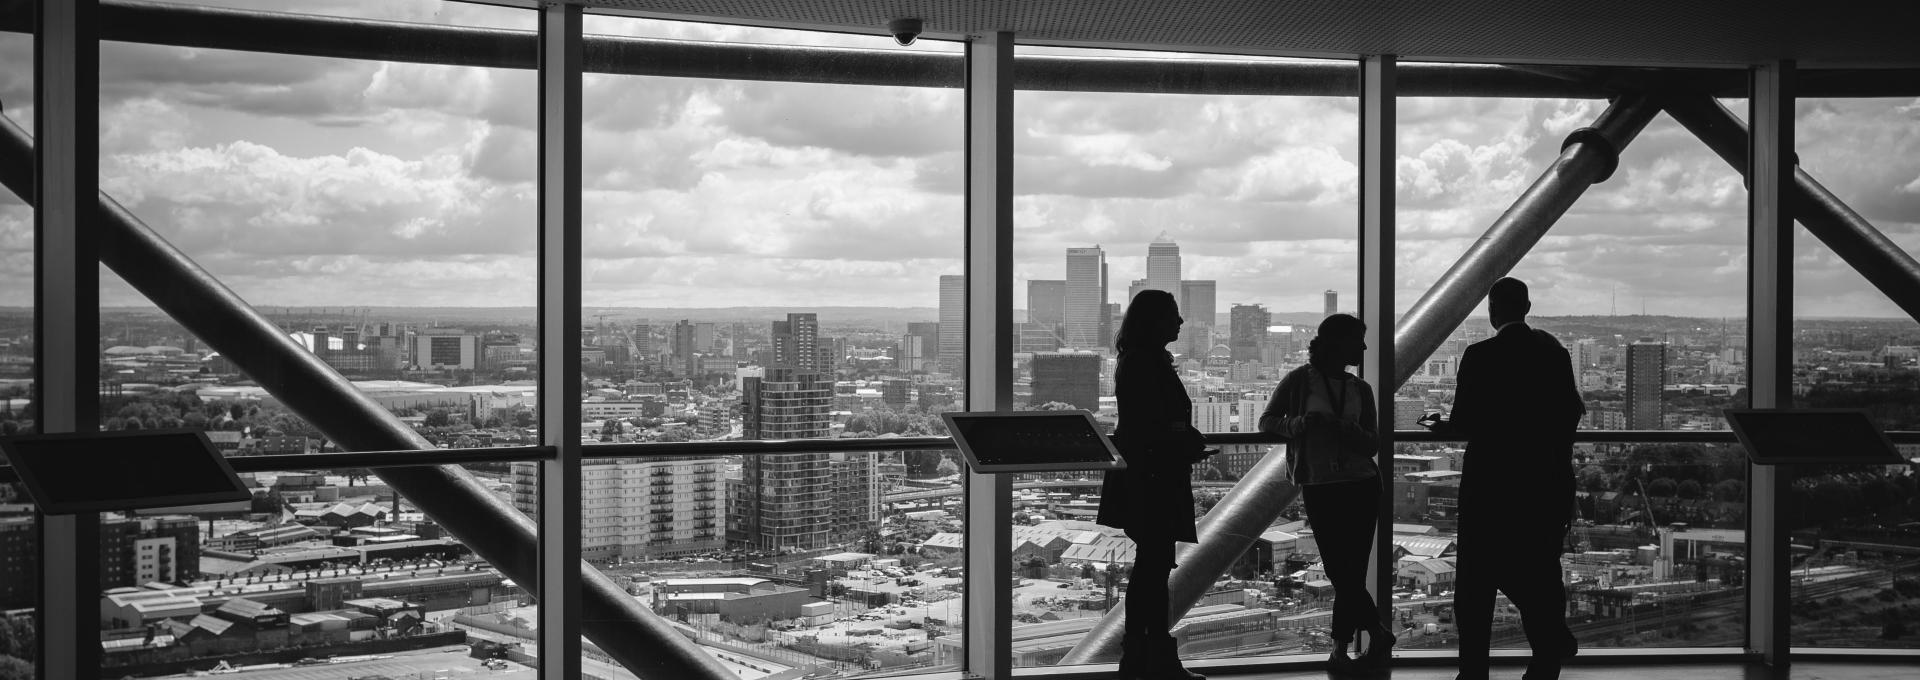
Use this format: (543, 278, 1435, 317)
(1318, 367, 1347, 419)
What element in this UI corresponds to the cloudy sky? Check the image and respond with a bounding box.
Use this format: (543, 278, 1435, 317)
(0, 0, 1917, 320)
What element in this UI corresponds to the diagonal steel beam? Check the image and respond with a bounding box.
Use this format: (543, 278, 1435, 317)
(1059, 447, 1302, 665)
(1663, 95, 1920, 324)
(1393, 93, 1661, 389)
(0, 117, 733, 680)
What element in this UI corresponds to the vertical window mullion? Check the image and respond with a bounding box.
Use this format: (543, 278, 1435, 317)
(536, 5, 583, 680)
(1359, 53, 1397, 637)
(1746, 60, 1794, 666)
(34, 1, 101, 678)
(962, 30, 1015, 680)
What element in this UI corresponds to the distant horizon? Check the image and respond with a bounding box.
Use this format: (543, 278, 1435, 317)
(2, 305, 1915, 324)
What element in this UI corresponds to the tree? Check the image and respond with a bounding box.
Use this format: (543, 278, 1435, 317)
(0, 655, 30, 680)
(0, 614, 33, 661)
(1646, 478, 1677, 498)
(424, 409, 452, 428)
(1579, 465, 1610, 492)
(1677, 479, 1704, 500)
(1711, 479, 1746, 503)
(935, 457, 960, 477)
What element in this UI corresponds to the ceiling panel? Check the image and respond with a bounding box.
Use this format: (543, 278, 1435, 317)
(576, 0, 1920, 68)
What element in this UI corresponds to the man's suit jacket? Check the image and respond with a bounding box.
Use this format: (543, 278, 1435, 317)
(1449, 322, 1585, 515)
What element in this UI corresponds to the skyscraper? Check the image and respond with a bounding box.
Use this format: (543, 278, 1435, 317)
(1180, 280, 1216, 328)
(729, 321, 749, 356)
(1147, 233, 1181, 296)
(1030, 352, 1102, 411)
(633, 320, 653, 357)
(734, 367, 834, 550)
(1229, 303, 1269, 363)
(1027, 279, 1066, 326)
(1324, 290, 1338, 317)
(1627, 340, 1667, 430)
(1065, 247, 1108, 349)
(695, 322, 715, 352)
(673, 319, 699, 375)
(903, 321, 939, 373)
(939, 275, 966, 373)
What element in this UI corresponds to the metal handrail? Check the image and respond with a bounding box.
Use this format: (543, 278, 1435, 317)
(226, 445, 556, 473)
(1, 428, 1909, 485)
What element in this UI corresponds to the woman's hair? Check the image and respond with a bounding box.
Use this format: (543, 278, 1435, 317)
(1307, 313, 1366, 367)
(1115, 289, 1180, 352)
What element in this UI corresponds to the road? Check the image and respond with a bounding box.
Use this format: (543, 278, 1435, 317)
(159, 647, 530, 680)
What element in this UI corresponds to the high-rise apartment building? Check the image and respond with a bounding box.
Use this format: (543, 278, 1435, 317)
(733, 367, 834, 550)
(1030, 352, 1102, 411)
(1571, 337, 1597, 394)
(1238, 398, 1265, 432)
(1128, 279, 1150, 306)
(1065, 247, 1108, 349)
(828, 452, 881, 543)
(1147, 234, 1182, 296)
(632, 320, 652, 357)
(673, 320, 700, 375)
(1028, 279, 1066, 326)
(513, 457, 726, 562)
(1627, 340, 1667, 430)
(1229, 304, 1269, 363)
(1193, 400, 1234, 433)
(1324, 290, 1338, 317)
(771, 313, 827, 373)
(939, 275, 965, 373)
(2, 515, 202, 607)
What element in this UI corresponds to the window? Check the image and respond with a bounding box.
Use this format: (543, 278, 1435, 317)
(94, 465, 538, 677)
(580, 12, 965, 676)
(1788, 91, 1920, 650)
(1011, 45, 1359, 667)
(0, 15, 35, 680)
(1393, 64, 1751, 650)
(97, 0, 538, 444)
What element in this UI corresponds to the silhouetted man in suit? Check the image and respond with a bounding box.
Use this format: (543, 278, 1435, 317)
(1432, 277, 1584, 680)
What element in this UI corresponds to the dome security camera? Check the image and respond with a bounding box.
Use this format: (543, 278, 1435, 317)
(888, 18, 923, 46)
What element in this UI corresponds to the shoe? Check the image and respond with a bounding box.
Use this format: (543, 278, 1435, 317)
(1521, 633, 1578, 680)
(1153, 635, 1205, 680)
(1357, 624, 1396, 670)
(1116, 633, 1150, 680)
(1326, 645, 1359, 676)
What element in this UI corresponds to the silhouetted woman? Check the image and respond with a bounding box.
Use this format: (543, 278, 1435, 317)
(1097, 289, 1209, 680)
(1257, 314, 1392, 673)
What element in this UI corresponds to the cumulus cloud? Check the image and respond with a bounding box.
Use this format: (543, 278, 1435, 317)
(17, 3, 1920, 317)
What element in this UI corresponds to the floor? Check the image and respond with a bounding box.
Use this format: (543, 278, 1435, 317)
(1214, 660, 1919, 680)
